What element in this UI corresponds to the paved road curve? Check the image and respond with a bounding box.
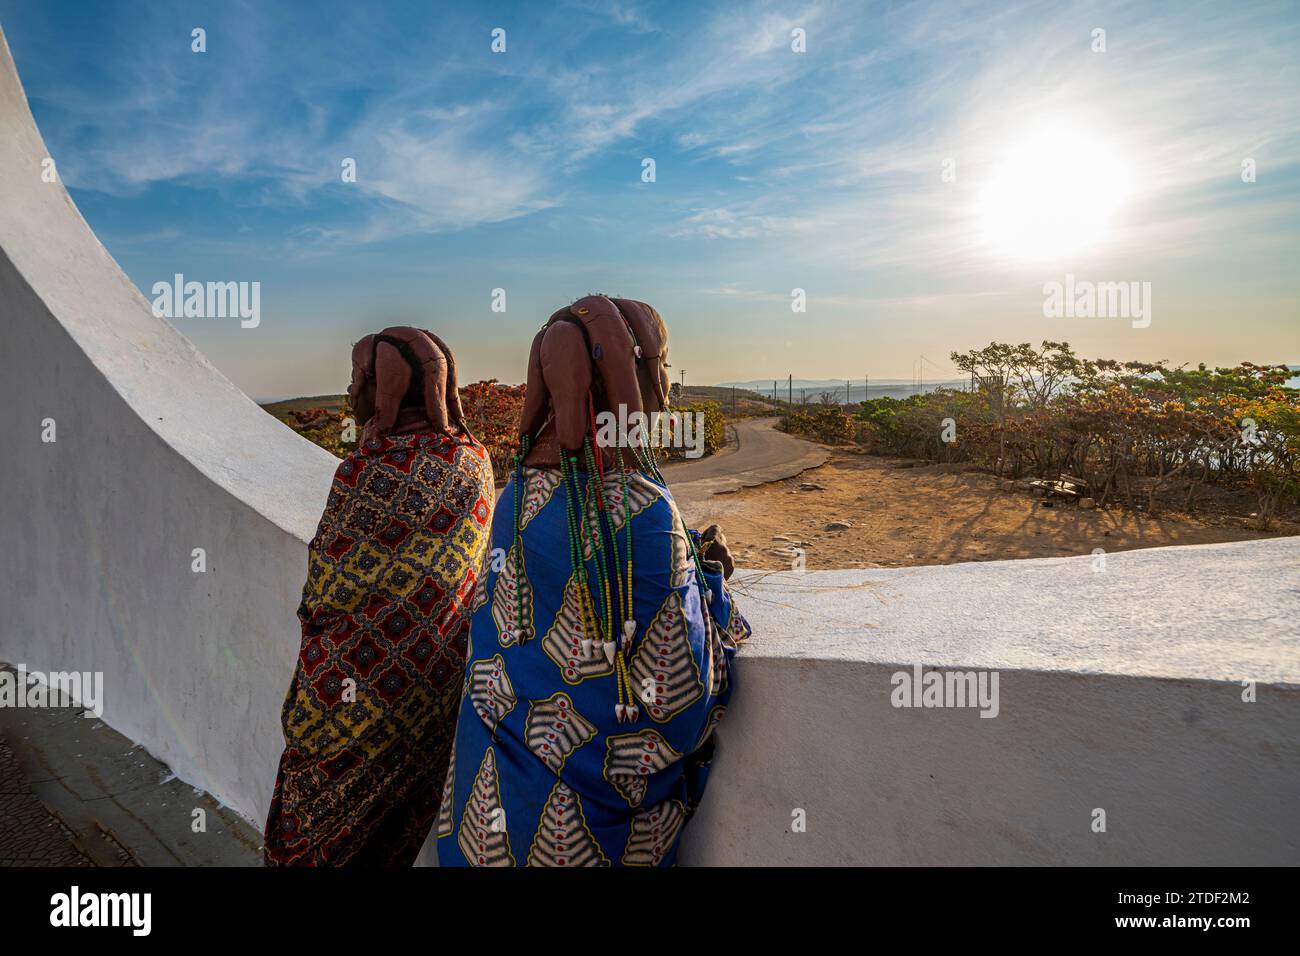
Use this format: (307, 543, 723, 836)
(661, 416, 829, 517)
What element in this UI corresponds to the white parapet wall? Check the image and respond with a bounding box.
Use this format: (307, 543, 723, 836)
(1, 28, 1297, 866)
(686, 545, 1300, 865)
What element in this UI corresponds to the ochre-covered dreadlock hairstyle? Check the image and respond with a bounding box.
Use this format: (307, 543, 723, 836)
(517, 295, 669, 468)
(350, 326, 466, 445)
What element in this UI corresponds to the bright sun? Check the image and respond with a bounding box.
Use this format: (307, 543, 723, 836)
(978, 124, 1131, 262)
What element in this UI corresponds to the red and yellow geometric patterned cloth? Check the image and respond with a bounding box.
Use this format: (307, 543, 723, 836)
(264, 429, 493, 866)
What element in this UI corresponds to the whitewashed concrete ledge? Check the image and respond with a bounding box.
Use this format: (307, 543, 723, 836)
(1, 28, 1296, 867)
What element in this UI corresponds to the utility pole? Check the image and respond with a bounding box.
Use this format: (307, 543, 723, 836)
(680, 369, 686, 388)
(787, 374, 793, 413)
(865, 373, 869, 403)
(846, 379, 850, 405)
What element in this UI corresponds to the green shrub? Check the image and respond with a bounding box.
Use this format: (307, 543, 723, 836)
(783, 405, 855, 444)
(663, 401, 725, 459)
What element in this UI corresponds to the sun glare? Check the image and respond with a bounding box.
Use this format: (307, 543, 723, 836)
(978, 124, 1131, 262)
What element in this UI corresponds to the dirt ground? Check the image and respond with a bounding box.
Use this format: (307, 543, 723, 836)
(692, 450, 1299, 571)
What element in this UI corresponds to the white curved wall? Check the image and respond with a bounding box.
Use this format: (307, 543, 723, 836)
(1, 28, 1297, 865)
(0, 28, 336, 824)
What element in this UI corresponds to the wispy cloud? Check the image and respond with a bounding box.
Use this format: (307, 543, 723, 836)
(654, 0, 1300, 279)
(4, 0, 1297, 395)
(35, 0, 1297, 264)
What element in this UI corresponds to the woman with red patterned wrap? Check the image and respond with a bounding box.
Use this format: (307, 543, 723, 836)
(263, 327, 494, 866)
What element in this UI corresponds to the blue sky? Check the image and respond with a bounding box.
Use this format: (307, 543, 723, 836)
(2, 0, 1297, 400)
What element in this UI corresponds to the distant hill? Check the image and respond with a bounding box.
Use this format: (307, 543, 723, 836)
(676, 384, 780, 418)
(715, 378, 969, 403)
(261, 394, 347, 417)
(718, 377, 919, 390)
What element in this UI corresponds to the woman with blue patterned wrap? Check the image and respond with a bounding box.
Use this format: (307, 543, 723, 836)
(437, 296, 749, 867)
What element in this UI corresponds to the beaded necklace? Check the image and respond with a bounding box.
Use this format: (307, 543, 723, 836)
(558, 451, 600, 651)
(508, 405, 715, 722)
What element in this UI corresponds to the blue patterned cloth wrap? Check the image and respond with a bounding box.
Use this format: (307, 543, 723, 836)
(436, 463, 750, 866)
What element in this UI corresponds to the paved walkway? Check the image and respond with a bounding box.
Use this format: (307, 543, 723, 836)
(0, 665, 263, 867)
(0, 735, 93, 866)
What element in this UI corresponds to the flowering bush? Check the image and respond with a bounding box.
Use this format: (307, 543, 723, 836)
(286, 407, 356, 457)
(460, 379, 526, 475)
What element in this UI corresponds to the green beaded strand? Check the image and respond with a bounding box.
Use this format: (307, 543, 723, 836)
(583, 437, 624, 633)
(511, 435, 531, 642)
(561, 452, 602, 649)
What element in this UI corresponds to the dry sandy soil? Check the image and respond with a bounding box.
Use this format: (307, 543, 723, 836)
(688, 449, 1298, 571)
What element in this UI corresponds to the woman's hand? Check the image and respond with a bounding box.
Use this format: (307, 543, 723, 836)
(698, 524, 735, 579)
